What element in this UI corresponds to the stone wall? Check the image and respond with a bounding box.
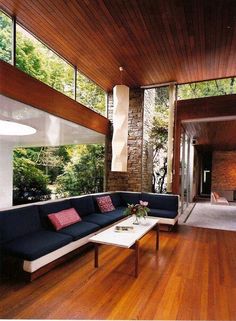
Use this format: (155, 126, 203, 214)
(105, 87, 154, 192)
(212, 151, 236, 190)
(105, 88, 144, 191)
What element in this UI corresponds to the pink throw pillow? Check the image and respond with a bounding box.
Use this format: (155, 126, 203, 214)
(96, 196, 115, 213)
(48, 208, 81, 231)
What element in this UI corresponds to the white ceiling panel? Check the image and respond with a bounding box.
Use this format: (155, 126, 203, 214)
(0, 95, 105, 147)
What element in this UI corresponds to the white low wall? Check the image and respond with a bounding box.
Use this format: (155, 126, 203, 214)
(0, 141, 13, 209)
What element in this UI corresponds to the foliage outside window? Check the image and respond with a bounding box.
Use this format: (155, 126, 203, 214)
(16, 24, 74, 98)
(178, 78, 236, 100)
(76, 71, 106, 115)
(13, 149, 51, 205)
(13, 145, 105, 205)
(0, 11, 12, 63)
(149, 87, 169, 193)
(56, 144, 105, 197)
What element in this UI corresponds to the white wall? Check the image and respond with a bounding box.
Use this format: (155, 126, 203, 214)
(0, 141, 14, 209)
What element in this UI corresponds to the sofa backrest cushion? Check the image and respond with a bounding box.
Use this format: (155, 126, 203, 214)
(71, 196, 95, 216)
(39, 199, 72, 228)
(120, 192, 141, 206)
(141, 193, 179, 211)
(110, 193, 123, 208)
(0, 205, 41, 244)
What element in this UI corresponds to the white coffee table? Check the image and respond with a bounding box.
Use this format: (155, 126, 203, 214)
(89, 216, 160, 277)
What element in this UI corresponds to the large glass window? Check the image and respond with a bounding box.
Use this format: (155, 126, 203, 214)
(16, 24, 74, 98)
(0, 10, 12, 63)
(76, 71, 106, 115)
(1, 11, 107, 115)
(144, 86, 169, 193)
(13, 144, 105, 205)
(178, 78, 236, 100)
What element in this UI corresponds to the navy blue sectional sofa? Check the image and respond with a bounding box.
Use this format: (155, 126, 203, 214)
(0, 191, 179, 280)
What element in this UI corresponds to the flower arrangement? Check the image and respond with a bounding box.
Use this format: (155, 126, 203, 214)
(124, 200, 150, 219)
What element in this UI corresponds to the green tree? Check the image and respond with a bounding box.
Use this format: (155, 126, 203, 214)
(56, 144, 105, 197)
(77, 72, 106, 114)
(16, 25, 75, 98)
(1, 10, 106, 113)
(0, 11, 12, 62)
(13, 157, 51, 205)
(178, 78, 236, 99)
(150, 87, 169, 193)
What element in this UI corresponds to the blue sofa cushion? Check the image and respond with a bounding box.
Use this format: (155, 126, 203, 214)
(39, 199, 72, 228)
(120, 192, 141, 206)
(83, 213, 116, 227)
(102, 207, 126, 221)
(71, 196, 95, 216)
(110, 193, 123, 208)
(0, 205, 41, 244)
(59, 221, 100, 241)
(2, 230, 73, 261)
(141, 193, 179, 211)
(149, 208, 178, 219)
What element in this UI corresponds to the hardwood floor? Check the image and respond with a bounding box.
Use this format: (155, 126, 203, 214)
(1, 225, 236, 320)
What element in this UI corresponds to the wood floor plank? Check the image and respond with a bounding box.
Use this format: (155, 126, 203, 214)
(0, 225, 236, 320)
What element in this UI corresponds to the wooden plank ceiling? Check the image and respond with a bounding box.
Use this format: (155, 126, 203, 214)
(183, 120, 236, 151)
(1, 0, 236, 91)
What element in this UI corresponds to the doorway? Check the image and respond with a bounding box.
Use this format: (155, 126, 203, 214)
(200, 152, 212, 196)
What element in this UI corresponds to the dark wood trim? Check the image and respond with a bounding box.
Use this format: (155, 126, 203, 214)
(177, 94, 236, 121)
(12, 16, 16, 66)
(172, 120, 182, 194)
(0, 61, 110, 136)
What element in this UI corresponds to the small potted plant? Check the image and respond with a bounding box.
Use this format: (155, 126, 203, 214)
(124, 200, 150, 224)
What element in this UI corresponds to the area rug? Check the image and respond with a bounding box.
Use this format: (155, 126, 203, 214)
(183, 201, 236, 232)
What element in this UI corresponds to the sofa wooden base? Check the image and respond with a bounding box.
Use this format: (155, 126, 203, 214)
(1, 243, 93, 282)
(29, 244, 93, 281)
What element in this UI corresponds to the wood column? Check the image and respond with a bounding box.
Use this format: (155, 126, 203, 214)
(172, 120, 181, 194)
(166, 84, 176, 192)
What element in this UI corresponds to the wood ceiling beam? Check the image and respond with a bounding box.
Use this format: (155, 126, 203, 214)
(177, 94, 236, 121)
(0, 61, 110, 136)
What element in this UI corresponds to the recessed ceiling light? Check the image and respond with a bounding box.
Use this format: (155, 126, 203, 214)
(0, 120, 36, 136)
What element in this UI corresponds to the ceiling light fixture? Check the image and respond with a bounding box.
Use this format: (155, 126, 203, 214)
(111, 67, 129, 172)
(0, 120, 36, 136)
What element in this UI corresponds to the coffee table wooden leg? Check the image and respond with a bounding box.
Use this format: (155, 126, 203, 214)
(95, 243, 99, 268)
(156, 223, 159, 250)
(135, 240, 140, 278)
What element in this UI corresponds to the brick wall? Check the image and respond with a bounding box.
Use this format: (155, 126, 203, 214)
(212, 151, 236, 190)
